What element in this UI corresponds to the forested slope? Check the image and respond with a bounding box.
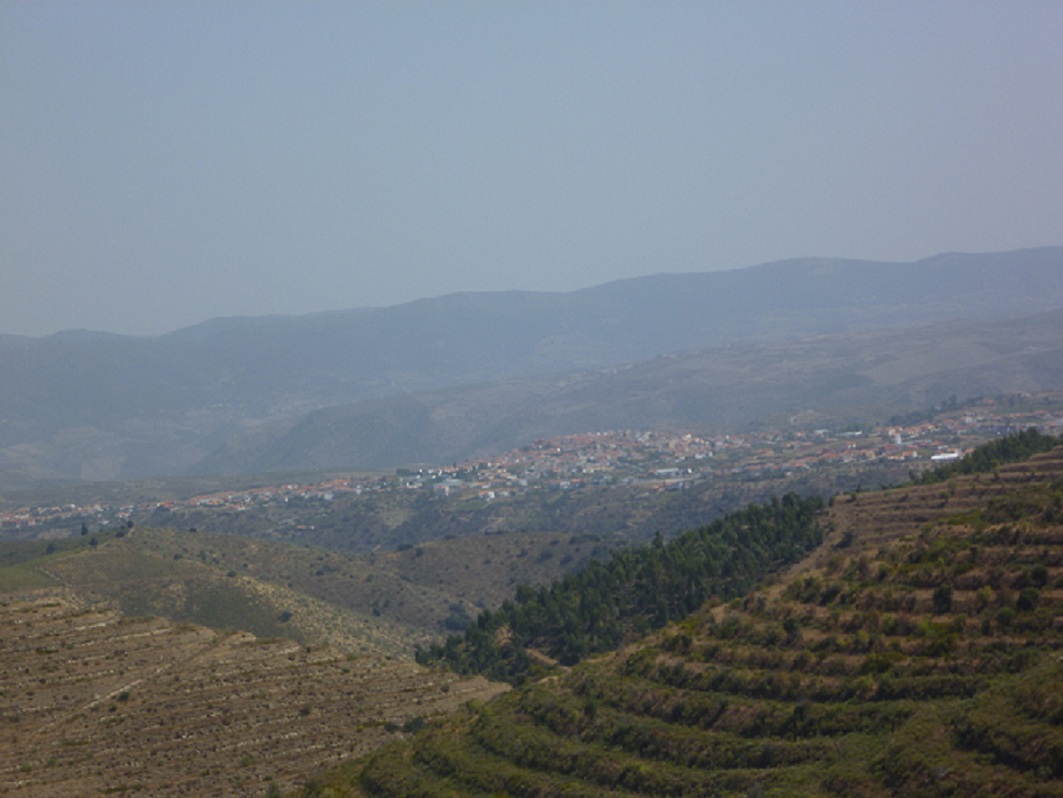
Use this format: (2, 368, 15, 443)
(417, 494, 825, 684)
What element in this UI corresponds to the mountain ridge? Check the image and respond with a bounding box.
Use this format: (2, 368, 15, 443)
(6, 246, 1056, 343)
(192, 307, 1063, 475)
(2, 247, 1061, 483)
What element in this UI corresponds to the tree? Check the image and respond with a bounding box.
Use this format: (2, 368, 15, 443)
(932, 584, 953, 614)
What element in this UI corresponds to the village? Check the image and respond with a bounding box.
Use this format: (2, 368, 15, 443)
(4, 392, 1062, 536)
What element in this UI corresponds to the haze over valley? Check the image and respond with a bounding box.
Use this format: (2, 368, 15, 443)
(4, 247, 1063, 796)
(4, 3, 1063, 795)
(2, 247, 1061, 486)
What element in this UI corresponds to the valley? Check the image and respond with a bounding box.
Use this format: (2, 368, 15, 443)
(7, 1, 1063, 791)
(6, 390, 1061, 552)
(2, 430, 1061, 795)
(3, 249, 1061, 485)
(1, 251, 1061, 795)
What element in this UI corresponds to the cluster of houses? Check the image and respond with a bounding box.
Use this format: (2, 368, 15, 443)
(4, 394, 1061, 535)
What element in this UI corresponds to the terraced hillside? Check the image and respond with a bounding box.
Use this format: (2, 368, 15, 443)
(0, 597, 507, 797)
(0, 526, 613, 656)
(1, 532, 421, 657)
(344, 447, 1063, 797)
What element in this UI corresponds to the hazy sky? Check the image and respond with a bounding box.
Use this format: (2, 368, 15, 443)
(2, 2, 1062, 337)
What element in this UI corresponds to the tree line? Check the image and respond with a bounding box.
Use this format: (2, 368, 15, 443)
(914, 427, 1060, 485)
(417, 492, 825, 684)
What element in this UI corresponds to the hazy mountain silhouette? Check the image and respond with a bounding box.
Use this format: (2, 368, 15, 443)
(1, 247, 1061, 482)
(191, 308, 1063, 475)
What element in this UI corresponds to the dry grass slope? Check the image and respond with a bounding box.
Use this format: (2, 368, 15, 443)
(1, 523, 611, 662)
(0, 597, 507, 797)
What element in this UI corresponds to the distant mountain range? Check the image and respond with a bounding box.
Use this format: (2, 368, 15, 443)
(2, 247, 1061, 484)
(191, 307, 1063, 475)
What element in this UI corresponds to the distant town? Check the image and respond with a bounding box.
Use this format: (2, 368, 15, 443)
(4, 392, 1062, 536)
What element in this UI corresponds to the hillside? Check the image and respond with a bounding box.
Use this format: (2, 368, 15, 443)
(0, 597, 507, 797)
(418, 493, 827, 684)
(2, 247, 1061, 483)
(333, 443, 1063, 796)
(0, 529, 420, 656)
(0, 526, 617, 652)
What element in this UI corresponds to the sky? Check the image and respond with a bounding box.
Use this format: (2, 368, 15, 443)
(2, 2, 1062, 337)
